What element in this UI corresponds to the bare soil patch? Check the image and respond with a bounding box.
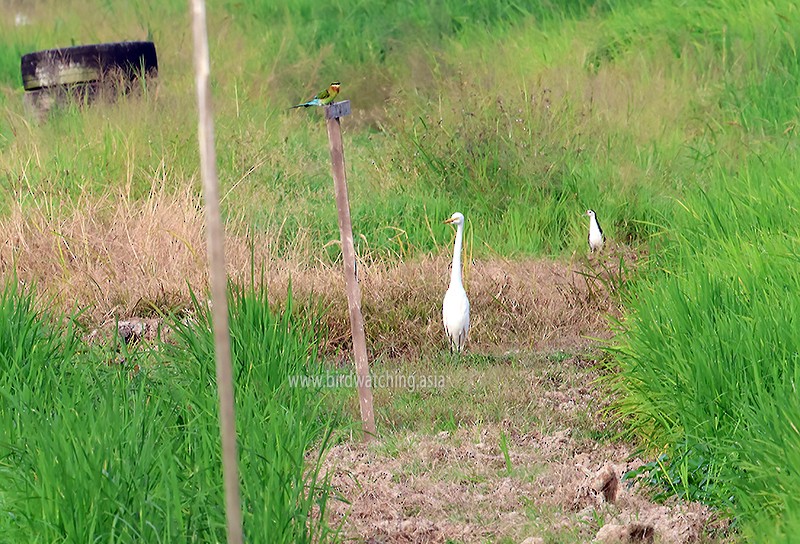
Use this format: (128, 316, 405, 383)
(324, 428, 721, 543)
(322, 355, 728, 544)
(316, 349, 730, 543)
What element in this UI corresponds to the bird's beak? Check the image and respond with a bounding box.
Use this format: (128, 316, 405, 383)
(444, 218, 456, 225)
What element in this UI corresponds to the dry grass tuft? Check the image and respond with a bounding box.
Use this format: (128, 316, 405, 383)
(1, 185, 210, 321)
(356, 252, 628, 359)
(0, 188, 630, 358)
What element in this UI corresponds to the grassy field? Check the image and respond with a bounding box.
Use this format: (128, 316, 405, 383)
(0, 280, 338, 542)
(1, 0, 799, 541)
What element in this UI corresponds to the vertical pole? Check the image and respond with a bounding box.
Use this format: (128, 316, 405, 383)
(189, 0, 244, 542)
(325, 108, 377, 442)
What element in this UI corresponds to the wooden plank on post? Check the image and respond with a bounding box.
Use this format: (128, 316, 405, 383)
(324, 100, 376, 442)
(324, 100, 351, 120)
(189, 0, 244, 542)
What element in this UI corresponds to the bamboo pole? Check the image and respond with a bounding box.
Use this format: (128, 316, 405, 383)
(189, 0, 244, 542)
(325, 101, 376, 441)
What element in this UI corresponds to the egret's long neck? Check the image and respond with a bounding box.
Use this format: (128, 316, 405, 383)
(450, 223, 464, 287)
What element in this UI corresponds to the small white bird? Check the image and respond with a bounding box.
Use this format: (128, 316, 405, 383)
(442, 212, 470, 353)
(586, 209, 604, 253)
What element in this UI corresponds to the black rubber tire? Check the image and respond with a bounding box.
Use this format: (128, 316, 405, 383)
(20, 41, 158, 91)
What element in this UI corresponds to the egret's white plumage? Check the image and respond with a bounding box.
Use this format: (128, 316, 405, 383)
(442, 212, 470, 353)
(586, 209, 604, 253)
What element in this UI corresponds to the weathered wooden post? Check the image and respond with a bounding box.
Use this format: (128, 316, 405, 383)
(189, 0, 243, 542)
(325, 100, 377, 442)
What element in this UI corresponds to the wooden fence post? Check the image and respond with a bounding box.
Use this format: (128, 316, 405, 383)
(189, 0, 244, 542)
(325, 100, 377, 442)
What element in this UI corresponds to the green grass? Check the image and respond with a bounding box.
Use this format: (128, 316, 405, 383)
(0, 0, 691, 259)
(610, 28, 800, 537)
(612, 151, 800, 534)
(0, 280, 338, 542)
(1, 0, 800, 539)
(322, 350, 607, 439)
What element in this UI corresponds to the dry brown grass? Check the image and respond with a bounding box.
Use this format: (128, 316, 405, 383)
(0, 187, 631, 358)
(0, 184, 210, 321)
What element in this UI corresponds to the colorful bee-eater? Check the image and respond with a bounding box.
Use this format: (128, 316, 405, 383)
(290, 81, 341, 108)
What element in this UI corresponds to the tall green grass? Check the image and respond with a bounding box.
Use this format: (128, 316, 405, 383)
(0, 280, 338, 542)
(225, 0, 601, 71)
(166, 283, 338, 543)
(0, 0, 684, 260)
(610, 0, 800, 533)
(613, 154, 800, 534)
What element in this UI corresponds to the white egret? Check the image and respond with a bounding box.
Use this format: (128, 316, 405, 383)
(586, 209, 604, 253)
(442, 212, 470, 353)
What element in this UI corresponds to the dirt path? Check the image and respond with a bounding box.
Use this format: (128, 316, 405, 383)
(323, 429, 720, 543)
(320, 353, 728, 543)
